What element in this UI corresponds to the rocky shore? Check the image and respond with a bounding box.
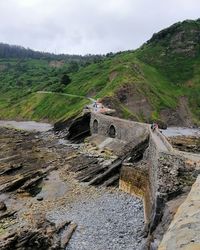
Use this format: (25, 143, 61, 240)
(169, 136, 200, 153)
(0, 125, 144, 249)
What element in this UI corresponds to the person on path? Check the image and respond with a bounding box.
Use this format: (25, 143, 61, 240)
(151, 123, 158, 132)
(93, 101, 98, 112)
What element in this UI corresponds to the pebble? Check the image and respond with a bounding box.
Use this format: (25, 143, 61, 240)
(47, 190, 144, 250)
(36, 196, 43, 201)
(0, 201, 7, 211)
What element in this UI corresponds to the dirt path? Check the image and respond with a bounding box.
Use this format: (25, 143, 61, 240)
(37, 91, 96, 102)
(150, 129, 168, 152)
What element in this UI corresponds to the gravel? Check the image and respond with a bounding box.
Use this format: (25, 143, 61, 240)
(47, 189, 144, 250)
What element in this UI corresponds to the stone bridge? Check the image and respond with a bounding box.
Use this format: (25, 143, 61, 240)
(89, 112, 200, 249)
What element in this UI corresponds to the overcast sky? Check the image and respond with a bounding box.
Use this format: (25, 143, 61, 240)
(0, 0, 199, 55)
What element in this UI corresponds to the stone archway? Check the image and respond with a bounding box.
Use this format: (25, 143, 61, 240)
(93, 119, 98, 134)
(108, 125, 116, 138)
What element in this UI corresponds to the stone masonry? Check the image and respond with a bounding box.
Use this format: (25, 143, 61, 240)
(89, 112, 200, 249)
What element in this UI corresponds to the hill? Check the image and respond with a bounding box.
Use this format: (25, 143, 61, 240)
(0, 19, 199, 126)
(0, 43, 104, 63)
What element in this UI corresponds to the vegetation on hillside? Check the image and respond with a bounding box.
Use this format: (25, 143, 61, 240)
(0, 19, 199, 125)
(0, 43, 104, 63)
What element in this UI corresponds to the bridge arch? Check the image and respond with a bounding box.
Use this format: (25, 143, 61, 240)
(93, 119, 98, 134)
(108, 125, 116, 138)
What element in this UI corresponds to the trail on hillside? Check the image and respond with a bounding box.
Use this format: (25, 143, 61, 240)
(37, 91, 96, 102)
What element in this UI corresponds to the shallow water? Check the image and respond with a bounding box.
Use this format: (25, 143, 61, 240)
(36, 171, 68, 200)
(162, 127, 200, 137)
(0, 120, 52, 132)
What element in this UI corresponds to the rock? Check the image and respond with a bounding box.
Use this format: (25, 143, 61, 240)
(0, 229, 52, 250)
(37, 196, 43, 201)
(66, 113, 91, 143)
(0, 201, 7, 211)
(158, 176, 200, 250)
(169, 136, 200, 153)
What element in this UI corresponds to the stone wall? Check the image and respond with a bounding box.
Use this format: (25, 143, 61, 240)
(119, 163, 152, 223)
(144, 131, 160, 228)
(154, 129, 173, 152)
(90, 112, 148, 142)
(144, 131, 193, 233)
(89, 112, 200, 248)
(120, 128, 193, 233)
(91, 113, 181, 226)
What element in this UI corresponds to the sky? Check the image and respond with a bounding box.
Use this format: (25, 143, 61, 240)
(0, 0, 200, 55)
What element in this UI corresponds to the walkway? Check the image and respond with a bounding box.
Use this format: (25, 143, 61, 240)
(150, 128, 170, 152)
(37, 91, 114, 114)
(37, 91, 95, 102)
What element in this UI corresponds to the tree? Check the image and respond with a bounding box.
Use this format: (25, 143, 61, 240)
(67, 61, 79, 73)
(60, 73, 71, 85)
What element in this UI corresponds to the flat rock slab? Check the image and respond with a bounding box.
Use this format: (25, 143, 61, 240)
(159, 175, 200, 250)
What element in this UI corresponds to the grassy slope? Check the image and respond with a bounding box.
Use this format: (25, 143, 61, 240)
(0, 92, 88, 122)
(0, 20, 199, 124)
(0, 59, 89, 122)
(0, 53, 182, 122)
(135, 19, 200, 122)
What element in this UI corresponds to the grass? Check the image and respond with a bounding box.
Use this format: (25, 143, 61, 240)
(0, 92, 88, 122)
(0, 20, 199, 124)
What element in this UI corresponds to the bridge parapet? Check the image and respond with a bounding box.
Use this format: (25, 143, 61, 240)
(90, 112, 148, 142)
(88, 112, 200, 248)
(155, 129, 174, 152)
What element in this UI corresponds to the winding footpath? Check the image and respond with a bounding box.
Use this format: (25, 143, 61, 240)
(37, 91, 96, 102)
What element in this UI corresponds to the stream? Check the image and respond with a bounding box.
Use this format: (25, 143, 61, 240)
(162, 126, 200, 137)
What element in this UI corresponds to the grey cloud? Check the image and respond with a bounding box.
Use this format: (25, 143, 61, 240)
(0, 0, 199, 55)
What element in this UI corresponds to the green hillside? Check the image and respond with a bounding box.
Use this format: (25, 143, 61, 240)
(0, 19, 200, 126)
